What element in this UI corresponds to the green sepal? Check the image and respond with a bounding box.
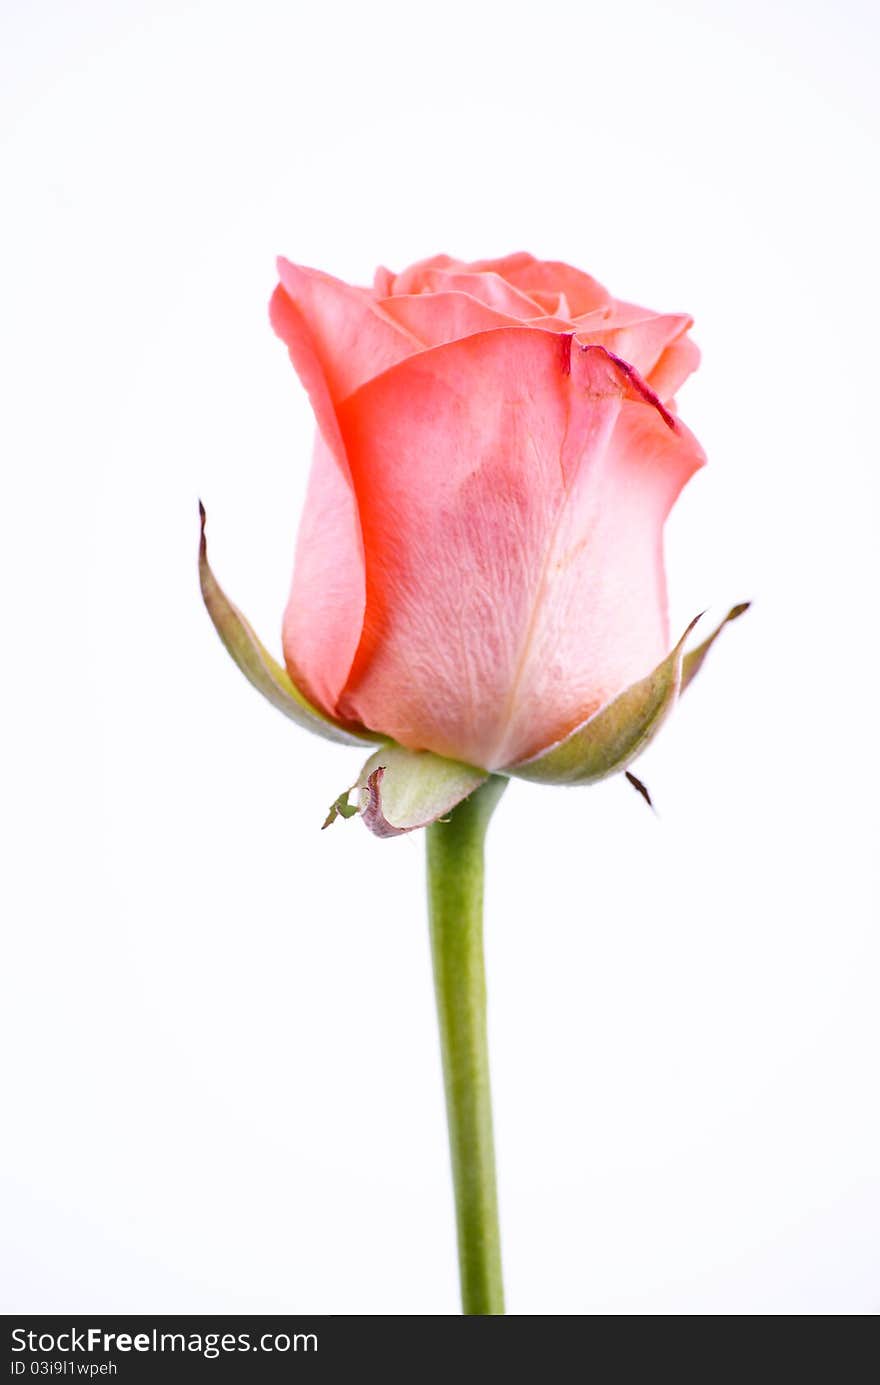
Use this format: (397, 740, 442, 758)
(198, 503, 378, 748)
(332, 743, 489, 838)
(681, 602, 751, 694)
(322, 789, 360, 829)
(506, 615, 702, 786)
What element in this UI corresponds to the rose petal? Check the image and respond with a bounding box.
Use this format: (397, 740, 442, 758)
(269, 283, 368, 714)
(459, 251, 537, 279)
(281, 432, 371, 714)
(334, 329, 704, 769)
(198, 504, 376, 747)
(498, 256, 612, 317)
(391, 253, 459, 295)
(527, 289, 573, 318)
(416, 267, 545, 318)
(378, 289, 523, 345)
(573, 303, 698, 401)
(274, 258, 419, 401)
(648, 334, 702, 402)
(524, 315, 578, 331)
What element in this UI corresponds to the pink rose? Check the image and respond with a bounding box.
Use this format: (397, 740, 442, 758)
(269, 252, 705, 771)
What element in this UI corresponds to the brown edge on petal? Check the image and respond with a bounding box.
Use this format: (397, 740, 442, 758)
(588, 344, 678, 432)
(562, 336, 679, 432)
(360, 766, 408, 838)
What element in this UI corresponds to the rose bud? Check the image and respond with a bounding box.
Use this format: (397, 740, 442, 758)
(200, 253, 747, 836)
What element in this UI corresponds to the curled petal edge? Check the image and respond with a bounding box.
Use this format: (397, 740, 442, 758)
(198, 504, 378, 748)
(325, 743, 489, 838)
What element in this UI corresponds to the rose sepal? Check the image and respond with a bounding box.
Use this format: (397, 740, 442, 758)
(326, 743, 490, 838)
(680, 601, 751, 693)
(198, 504, 379, 748)
(506, 603, 748, 786)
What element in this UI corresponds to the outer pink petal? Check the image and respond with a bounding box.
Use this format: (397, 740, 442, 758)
(573, 302, 698, 402)
(333, 329, 704, 769)
(648, 334, 701, 401)
(274, 258, 419, 402)
(495, 404, 706, 766)
(269, 285, 366, 715)
(281, 431, 367, 715)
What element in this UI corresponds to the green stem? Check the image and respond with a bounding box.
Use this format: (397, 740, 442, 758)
(426, 775, 507, 1316)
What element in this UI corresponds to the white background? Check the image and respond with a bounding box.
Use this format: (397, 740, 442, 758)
(2, 0, 878, 1315)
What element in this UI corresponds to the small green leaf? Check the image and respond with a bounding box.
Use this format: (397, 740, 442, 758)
(681, 602, 751, 695)
(507, 616, 702, 786)
(198, 503, 378, 748)
(351, 743, 489, 838)
(322, 789, 359, 829)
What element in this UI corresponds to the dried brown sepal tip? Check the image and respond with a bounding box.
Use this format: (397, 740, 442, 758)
(625, 770, 655, 812)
